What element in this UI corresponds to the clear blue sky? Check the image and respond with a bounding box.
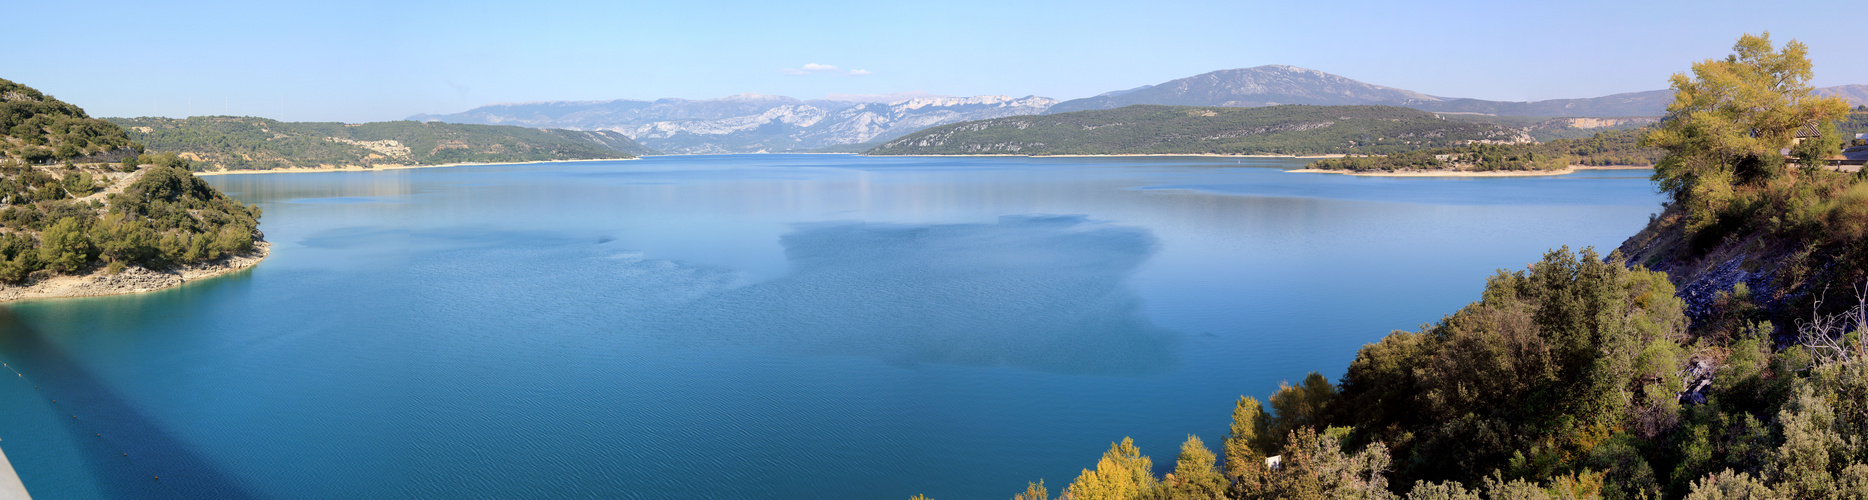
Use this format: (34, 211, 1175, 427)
(8, 0, 1862, 123)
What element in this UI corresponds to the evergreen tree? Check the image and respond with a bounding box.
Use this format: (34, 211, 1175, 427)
(37, 217, 92, 272)
(1067, 437, 1157, 500)
(1013, 480, 1049, 500)
(1160, 435, 1225, 500)
(1267, 373, 1335, 451)
(1224, 396, 1271, 481)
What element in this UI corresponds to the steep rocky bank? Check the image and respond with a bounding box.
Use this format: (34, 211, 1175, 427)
(1617, 203, 1833, 334)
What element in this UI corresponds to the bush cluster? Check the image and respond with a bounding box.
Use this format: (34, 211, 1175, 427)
(1, 78, 140, 163)
(972, 249, 1868, 500)
(0, 156, 259, 282)
(1307, 129, 1661, 173)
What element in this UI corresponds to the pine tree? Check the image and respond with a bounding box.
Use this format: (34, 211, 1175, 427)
(1066, 437, 1156, 500)
(1224, 396, 1270, 480)
(1164, 435, 1225, 499)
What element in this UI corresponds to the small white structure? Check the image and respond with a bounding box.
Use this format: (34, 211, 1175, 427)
(1265, 455, 1283, 470)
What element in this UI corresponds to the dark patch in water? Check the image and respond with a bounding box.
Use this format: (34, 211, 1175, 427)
(640, 214, 1177, 376)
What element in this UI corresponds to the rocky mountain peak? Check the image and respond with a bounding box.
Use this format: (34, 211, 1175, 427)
(413, 92, 1066, 154)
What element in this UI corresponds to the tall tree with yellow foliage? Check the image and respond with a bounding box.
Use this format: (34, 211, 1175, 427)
(1066, 437, 1157, 500)
(1644, 32, 1852, 237)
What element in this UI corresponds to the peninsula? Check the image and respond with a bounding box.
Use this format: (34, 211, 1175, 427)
(0, 78, 267, 302)
(1295, 128, 1662, 176)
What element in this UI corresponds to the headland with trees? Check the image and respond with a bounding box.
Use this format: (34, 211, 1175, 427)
(0, 78, 266, 301)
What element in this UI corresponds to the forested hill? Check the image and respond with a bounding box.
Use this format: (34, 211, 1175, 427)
(1306, 127, 1664, 173)
(864, 105, 1528, 156)
(2, 78, 140, 164)
(109, 117, 654, 172)
(0, 78, 261, 286)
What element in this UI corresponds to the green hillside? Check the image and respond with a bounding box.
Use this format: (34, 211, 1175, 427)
(2, 78, 141, 164)
(0, 78, 259, 282)
(1307, 128, 1664, 172)
(1841, 108, 1868, 138)
(865, 105, 1528, 156)
(110, 116, 654, 171)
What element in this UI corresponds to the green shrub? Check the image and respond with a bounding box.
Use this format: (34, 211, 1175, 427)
(36, 217, 93, 273)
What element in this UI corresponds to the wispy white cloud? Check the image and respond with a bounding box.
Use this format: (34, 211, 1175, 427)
(846, 69, 873, 76)
(781, 63, 845, 76)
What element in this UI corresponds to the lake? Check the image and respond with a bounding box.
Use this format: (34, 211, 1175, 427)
(0, 155, 1660, 499)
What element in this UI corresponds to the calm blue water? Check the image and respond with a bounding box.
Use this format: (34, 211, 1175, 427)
(0, 155, 1660, 499)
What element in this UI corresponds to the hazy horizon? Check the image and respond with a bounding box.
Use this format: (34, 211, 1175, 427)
(7, 0, 1863, 123)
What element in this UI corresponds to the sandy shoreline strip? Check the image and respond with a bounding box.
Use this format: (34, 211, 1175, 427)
(1287, 165, 1652, 178)
(194, 157, 638, 176)
(0, 242, 271, 304)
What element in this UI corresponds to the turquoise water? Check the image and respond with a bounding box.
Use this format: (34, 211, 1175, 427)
(0, 155, 1660, 499)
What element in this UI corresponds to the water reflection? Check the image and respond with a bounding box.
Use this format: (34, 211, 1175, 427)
(643, 215, 1177, 375)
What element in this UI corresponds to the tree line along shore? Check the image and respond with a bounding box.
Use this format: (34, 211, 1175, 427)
(109, 116, 653, 173)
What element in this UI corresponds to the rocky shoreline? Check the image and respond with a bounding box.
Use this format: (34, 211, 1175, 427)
(1289, 165, 1651, 178)
(0, 242, 271, 303)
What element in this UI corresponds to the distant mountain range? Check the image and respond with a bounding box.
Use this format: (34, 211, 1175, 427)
(411, 94, 1056, 154)
(1819, 84, 1868, 107)
(1051, 66, 1868, 117)
(1045, 65, 1681, 117)
(412, 66, 1868, 154)
(1046, 66, 1446, 114)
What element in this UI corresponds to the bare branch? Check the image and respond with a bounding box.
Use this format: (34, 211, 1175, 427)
(1796, 280, 1868, 367)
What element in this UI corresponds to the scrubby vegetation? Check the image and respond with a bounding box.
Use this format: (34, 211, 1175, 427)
(0, 79, 261, 284)
(941, 34, 1868, 500)
(1307, 128, 1663, 173)
(865, 105, 1527, 156)
(2, 78, 141, 165)
(0, 154, 260, 282)
(1622, 31, 1865, 321)
(981, 247, 1868, 500)
(111, 116, 652, 171)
